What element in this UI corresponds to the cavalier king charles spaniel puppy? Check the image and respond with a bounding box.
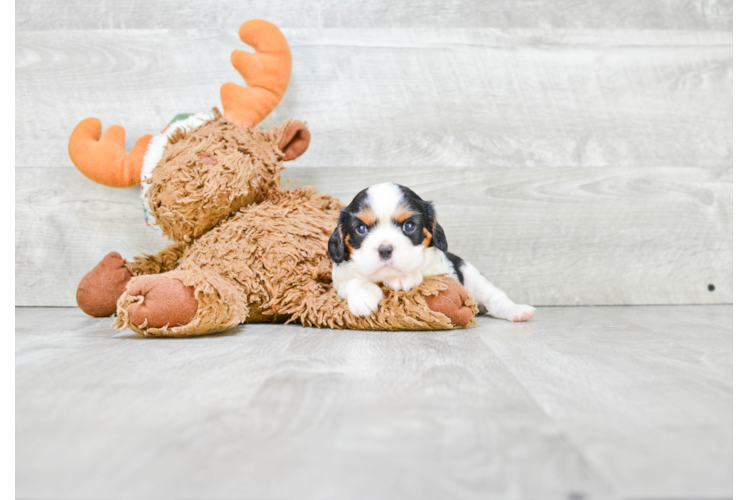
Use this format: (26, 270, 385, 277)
(328, 183, 535, 322)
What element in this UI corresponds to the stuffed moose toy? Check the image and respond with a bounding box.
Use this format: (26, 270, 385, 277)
(71, 20, 477, 337)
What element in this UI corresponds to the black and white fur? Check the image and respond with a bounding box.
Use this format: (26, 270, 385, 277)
(328, 183, 535, 322)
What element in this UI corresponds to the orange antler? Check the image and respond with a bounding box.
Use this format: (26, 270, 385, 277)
(68, 118, 152, 188)
(221, 19, 292, 128)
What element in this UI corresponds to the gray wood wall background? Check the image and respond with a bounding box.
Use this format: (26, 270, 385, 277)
(15, 0, 733, 307)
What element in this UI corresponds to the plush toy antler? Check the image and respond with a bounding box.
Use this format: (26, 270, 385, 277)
(68, 19, 292, 188)
(68, 119, 152, 188)
(221, 19, 293, 128)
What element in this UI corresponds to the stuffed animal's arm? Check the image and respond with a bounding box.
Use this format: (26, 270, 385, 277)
(124, 243, 186, 276)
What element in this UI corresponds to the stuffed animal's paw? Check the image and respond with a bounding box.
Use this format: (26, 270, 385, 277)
(424, 278, 474, 327)
(125, 275, 198, 328)
(77, 252, 133, 317)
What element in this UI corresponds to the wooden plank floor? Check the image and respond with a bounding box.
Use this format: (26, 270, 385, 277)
(15, 306, 732, 499)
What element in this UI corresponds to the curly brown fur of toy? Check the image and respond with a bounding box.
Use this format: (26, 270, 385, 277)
(124, 243, 186, 276)
(145, 110, 292, 242)
(113, 268, 249, 337)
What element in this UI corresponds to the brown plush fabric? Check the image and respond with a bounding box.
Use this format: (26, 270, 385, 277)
(424, 279, 475, 327)
(76, 112, 478, 336)
(278, 121, 311, 161)
(114, 268, 248, 337)
(76, 252, 133, 317)
(124, 243, 186, 276)
(122, 274, 198, 329)
(145, 110, 291, 243)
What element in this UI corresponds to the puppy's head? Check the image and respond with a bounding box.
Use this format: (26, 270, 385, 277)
(328, 183, 447, 280)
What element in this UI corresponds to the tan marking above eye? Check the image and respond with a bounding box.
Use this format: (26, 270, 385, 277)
(392, 208, 415, 224)
(354, 208, 378, 226)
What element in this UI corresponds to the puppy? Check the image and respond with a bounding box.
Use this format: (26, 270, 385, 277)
(328, 183, 535, 322)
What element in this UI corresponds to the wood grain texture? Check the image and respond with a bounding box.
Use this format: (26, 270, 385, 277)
(730, 168, 748, 304)
(478, 305, 733, 498)
(15, 0, 733, 31)
(15, 165, 732, 307)
(15, 168, 172, 307)
(15, 305, 732, 499)
(14, 6, 733, 307)
(16, 29, 732, 169)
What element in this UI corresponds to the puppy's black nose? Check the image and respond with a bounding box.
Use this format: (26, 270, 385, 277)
(378, 244, 393, 260)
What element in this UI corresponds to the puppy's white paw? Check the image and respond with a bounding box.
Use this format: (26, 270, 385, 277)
(383, 271, 423, 292)
(506, 305, 536, 322)
(346, 283, 384, 317)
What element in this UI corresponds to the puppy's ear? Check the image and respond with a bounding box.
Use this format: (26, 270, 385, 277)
(431, 222, 448, 252)
(422, 200, 448, 252)
(328, 212, 349, 264)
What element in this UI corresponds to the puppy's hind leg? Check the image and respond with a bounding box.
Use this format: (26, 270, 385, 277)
(458, 260, 535, 322)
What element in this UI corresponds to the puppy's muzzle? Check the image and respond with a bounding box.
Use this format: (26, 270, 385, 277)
(378, 244, 393, 261)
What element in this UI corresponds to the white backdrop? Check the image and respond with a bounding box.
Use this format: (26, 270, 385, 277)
(15, 0, 732, 306)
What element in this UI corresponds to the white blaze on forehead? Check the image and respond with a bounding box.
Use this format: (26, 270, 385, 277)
(365, 183, 405, 224)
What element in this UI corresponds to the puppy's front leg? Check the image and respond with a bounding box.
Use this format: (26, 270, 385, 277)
(383, 270, 423, 292)
(335, 276, 384, 317)
(333, 263, 384, 317)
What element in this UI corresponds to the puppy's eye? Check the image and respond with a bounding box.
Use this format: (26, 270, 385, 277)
(356, 223, 368, 235)
(403, 221, 416, 233)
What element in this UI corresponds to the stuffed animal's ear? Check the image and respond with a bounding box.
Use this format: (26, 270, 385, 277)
(279, 120, 311, 161)
(328, 218, 348, 264)
(422, 200, 448, 252)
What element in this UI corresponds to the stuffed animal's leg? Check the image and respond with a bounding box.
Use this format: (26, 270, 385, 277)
(113, 268, 248, 337)
(76, 244, 186, 317)
(76, 251, 134, 317)
(124, 243, 186, 276)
